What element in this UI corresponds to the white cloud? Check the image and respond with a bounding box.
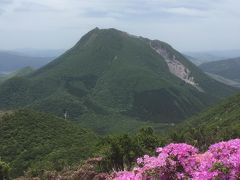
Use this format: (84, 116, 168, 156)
(0, 0, 239, 51)
(161, 7, 206, 17)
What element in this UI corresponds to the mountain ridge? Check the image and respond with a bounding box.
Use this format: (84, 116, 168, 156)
(0, 51, 53, 74)
(199, 57, 240, 85)
(0, 28, 237, 129)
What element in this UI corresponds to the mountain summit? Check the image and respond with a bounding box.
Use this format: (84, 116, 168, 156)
(0, 28, 237, 125)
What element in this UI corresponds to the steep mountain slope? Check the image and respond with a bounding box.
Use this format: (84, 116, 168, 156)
(200, 57, 240, 86)
(0, 110, 97, 177)
(0, 51, 53, 73)
(9, 66, 34, 77)
(0, 28, 237, 125)
(184, 55, 204, 65)
(170, 93, 240, 149)
(205, 72, 240, 88)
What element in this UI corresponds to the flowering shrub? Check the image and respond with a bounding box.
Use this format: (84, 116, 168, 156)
(114, 139, 240, 180)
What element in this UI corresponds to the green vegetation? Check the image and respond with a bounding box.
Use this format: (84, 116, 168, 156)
(1, 92, 240, 178)
(95, 92, 240, 173)
(168, 93, 240, 150)
(0, 28, 236, 130)
(0, 75, 5, 84)
(88, 91, 240, 173)
(200, 57, 240, 86)
(0, 160, 10, 180)
(98, 127, 163, 172)
(205, 72, 240, 88)
(0, 110, 97, 177)
(0, 28, 239, 179)
(0, 66, 34, 84)
(8, 66, 34, 78)
(76, 113, 173, 135)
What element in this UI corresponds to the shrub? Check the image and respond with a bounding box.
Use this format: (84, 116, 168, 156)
(0, 160, 10, 180)
(114, 139, 240, 180)
(98, 127, 162, 172)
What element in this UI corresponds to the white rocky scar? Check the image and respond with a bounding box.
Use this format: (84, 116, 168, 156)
(150, 42, 204, 92)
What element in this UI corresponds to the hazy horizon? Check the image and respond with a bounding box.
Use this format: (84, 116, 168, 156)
(0, 0, 240, 52)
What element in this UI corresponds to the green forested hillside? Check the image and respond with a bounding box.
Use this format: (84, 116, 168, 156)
(169, 93, 240, 149)
(0, 66, 34, 84)
(199, 57, 240, 84)
(0, 110, 97, 177)
(8, 66, 34, 77)
(0, 75, 5, 84)
(0, 28, 237, 131)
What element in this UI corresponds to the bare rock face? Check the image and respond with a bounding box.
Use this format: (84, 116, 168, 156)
(150, 41, 204, 92)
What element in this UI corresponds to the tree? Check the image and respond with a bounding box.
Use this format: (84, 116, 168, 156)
(98, 127, 162, 172)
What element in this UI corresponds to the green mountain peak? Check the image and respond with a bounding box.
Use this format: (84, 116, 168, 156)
(0, 28, 237, 129)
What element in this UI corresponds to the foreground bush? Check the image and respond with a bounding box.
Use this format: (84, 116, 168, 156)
(114, 139, 240, 180)
(0, 160, 10, 180)
(98, 127, 162, 172)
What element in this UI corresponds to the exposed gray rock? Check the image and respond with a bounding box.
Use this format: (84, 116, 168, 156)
(150, 42, 204, 92)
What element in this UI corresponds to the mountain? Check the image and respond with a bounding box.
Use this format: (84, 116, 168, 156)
(0, 66, 34, 84)
(0, 51, 53, 73)
(184, 55, 204, 65)
(184, 50, 240, 65)
(183, 52, 225, 65)
(0, 109, 97, 177)
(204, 72, 240, 88)
(208, 49, 240, 58)
(14, 48, 66, 57)
(0, 28, 237, 129)
(170, 92, 240, 149)
(199, 57, 240, 88)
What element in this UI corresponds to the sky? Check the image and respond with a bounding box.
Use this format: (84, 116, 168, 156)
(0, 0, 239, 52)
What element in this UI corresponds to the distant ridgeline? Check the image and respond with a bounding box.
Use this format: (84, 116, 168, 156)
(0, 28, 237, 133)
(0, 51, 53, 73)
(199, 57, 240, 88)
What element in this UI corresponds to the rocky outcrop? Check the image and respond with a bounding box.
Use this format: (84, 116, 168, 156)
(150, 41, 204, 92)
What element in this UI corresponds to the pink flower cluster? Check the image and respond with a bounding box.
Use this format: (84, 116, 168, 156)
(114, 139, 240, 180)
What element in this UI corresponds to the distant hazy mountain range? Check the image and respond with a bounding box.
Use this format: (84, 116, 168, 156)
(0, 51, 59, 74)
(13, 48, 66, 57)
(199, 57, 240, 88)
(184, 49, 240, 65)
